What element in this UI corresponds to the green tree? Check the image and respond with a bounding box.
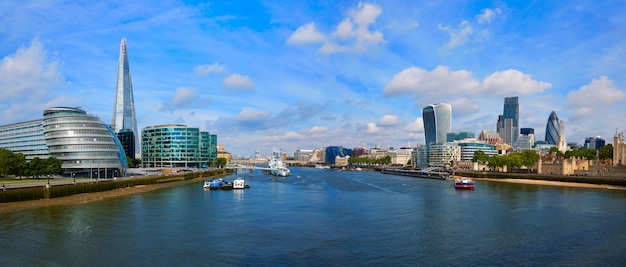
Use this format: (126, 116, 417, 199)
(217, 157, 227, 168)
(598, 144, 613, 160)
(472, 150, 489, 164)
(0, 148, 15, 177)
(43, 157, 63, 177)
(520, 149, 540, 172)
(126, 156, 134, 168)
(508, 153, 522, 170)
(27, 157, 43, 178)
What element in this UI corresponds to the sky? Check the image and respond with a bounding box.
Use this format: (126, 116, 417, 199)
(1, 0, 625, 157)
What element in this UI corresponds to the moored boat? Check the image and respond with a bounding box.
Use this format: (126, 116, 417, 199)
(269, 150, 291, 177)
(233, 177, 245, 189)
(203, 179, 212, 189)
(208, 179, 223, 190)
(454, 177, 475, 190)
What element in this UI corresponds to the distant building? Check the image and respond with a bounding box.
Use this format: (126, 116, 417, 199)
(614, 131, 626, 166)
(141, 124, 217, 168)
(217, 144, 231, 163)
(294, 149, 314, 162)
(428, 143, 460, 167)
(0, 107, 128, 178)
(498, 96, 519, 145)
(446, 131, 475, 142)
(584, 136, 605, 150)
(411, 145, 429, 168)
(514, 128, 535, 150)
(423, 103, 452, 145)
(352, 147, 367, 157)
(545, 111, 562, 145)
(325, 146, 352, 165)
(388, 147, 413, 166)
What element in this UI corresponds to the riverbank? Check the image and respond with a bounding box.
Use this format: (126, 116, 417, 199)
(475, 177, 626, 190)
(0, 174, 222, 213)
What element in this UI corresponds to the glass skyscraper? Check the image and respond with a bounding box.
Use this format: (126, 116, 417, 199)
(498, 96, 519, 145)
(545, 111, 562, 145)
(112, 37, 139, 159)
(423, 103, 452, 145)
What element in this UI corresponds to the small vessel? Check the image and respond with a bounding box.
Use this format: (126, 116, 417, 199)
(355, 167, 362, 171)
(315, 164, 330, 169)
(208, 179, 223, 190)
(454, 177, 475, 190)
(203, 179, 212, 189)
(233, 177, 245, 189)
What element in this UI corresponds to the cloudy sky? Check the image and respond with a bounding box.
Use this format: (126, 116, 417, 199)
(1, 1, 625, 156)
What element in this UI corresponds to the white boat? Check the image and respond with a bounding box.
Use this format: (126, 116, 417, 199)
(203, 179, 211, 189)
(233, 177, 245, 189)
(269, 150, 291, 177)
(315, 164, 330, 169)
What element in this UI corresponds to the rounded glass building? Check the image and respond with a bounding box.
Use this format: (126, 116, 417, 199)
(42, 107, 128, 178)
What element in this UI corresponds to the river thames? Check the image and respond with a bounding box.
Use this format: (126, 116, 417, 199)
(1, 167, 625, 266)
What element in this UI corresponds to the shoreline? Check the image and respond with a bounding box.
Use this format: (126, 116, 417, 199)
(0, 176, 211, 214)
(475, 177, 626, 190)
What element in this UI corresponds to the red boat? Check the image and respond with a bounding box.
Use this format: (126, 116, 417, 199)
(454, 177, 475, 190)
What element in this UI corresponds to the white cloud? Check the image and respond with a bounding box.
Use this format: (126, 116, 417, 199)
(438, 20, 473, 51)
(305, 126, 328, 134)
(448, 97, 480, 116)
(288, 2, 385, 54)
(481, 69, 551, 95)
(286, 22, 326, 44)
(366, 122, 381, 133)
(235, 109, 271, 123)
(566, 76, 626, 107)
(193, 63, 226, 76)
(478, 8, 501, 24)
(160, 87, 212, 112)
(0, 39, 65, 102)
(222, 73, 254, 91)
(382, 65, 479, 96)
(283, 131, 305, 140)
(405, 118, 424, 132)
(378, 114, 401, 126)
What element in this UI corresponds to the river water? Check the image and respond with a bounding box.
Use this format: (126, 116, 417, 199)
(1, 167, 625, 266)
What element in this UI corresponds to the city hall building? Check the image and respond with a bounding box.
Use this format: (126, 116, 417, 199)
(141, 124, 217, 168)
(0, 107, 128, 178)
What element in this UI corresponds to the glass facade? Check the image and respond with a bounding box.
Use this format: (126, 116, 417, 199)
(43, 107, 128, 178)
(0, 119, 49, 161)
(112, 38, 139, 157)
(325, 146, 352, 164)
(141, 124, 217, 168)
(428, 143, 460, 167)
(457, 142, 497, 161)
(117, 129, 135, 159)
(423, 103, 451, 145)
(501, 97, 519, 144)
(545, 111, 561, 145)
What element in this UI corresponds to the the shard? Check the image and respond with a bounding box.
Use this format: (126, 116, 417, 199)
(112, 37, 139, 158)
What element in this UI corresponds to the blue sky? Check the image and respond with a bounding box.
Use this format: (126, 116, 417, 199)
(1, 0, 625, 156)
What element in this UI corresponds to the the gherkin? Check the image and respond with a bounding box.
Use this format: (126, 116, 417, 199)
(545, 111, 561, 145)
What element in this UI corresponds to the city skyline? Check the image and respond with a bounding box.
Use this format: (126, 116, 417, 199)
(1, 1, 625, 156)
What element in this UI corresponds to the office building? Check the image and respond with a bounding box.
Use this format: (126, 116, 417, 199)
(141, 124, 217, 168)
(498, 97, 519, 145)
(428, 143, 460, 167)
(447, 131, 475, 142)
(112, 37, 139, 159)
(584, 136, 605, 150)
(423, 103, 452, 145)
(0, 107, 128, 178)
(325, 146, 352, 165)
(545, 111, 563, 145)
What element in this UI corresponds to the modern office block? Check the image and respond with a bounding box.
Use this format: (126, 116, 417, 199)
(141, 124, 217, 168)
(423, 103, 452, 145)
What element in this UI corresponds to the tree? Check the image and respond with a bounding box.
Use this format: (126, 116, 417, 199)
(520, 149, 540, 172)
(508, 153, 522, 170)
(217, 157, 227, 168)
(27, 157, 43, 178)
(0, 148, 15, 177)
(598, 144, 613, 160)
(472, 150, 489, 164)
